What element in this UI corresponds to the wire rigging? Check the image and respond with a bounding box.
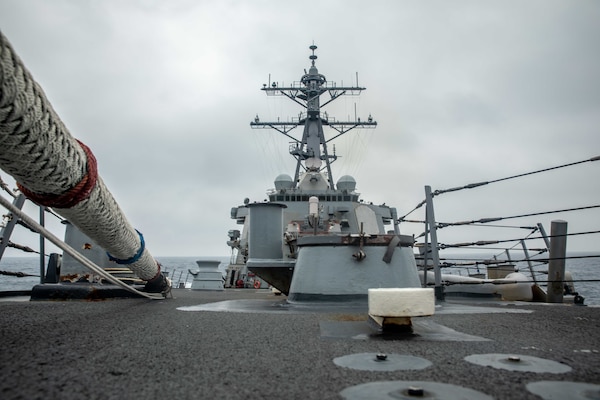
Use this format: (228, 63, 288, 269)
(437, 205, 600, 228)
(435, 230, 600, 250)
(433, 156, 600, 196)
(399, 156, 599, 220)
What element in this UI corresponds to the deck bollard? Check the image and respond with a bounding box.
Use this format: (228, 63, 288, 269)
(547, 220, 567, 303)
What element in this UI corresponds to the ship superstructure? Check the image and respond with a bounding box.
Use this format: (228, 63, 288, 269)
(227, 45, 420, 300)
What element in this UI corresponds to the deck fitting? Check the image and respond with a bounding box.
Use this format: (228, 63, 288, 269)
(340, 380, 493, 399)
(465, 353, 572, 373)
(334, 353, 431, 372)
(407, 386, 424, 396)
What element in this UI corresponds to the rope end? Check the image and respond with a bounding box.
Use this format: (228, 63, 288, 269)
(143, 261, 172, 297)
(143, 272, 172, 297)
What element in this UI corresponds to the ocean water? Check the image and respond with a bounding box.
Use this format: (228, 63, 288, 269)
(0, 256, 229, 293)
(1, 254, 599, 305)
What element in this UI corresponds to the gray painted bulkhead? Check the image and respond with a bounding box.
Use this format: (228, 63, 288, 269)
(245, 202, 295, 293)
(288, 244, 421, 302)
(61, 222, 115, 275)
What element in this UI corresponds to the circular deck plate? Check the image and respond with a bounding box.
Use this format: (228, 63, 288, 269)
(340, 380, 493, 400)
(464, 353, 572, 373)
(527, 381, 600, 400)
(333, 353, 431, 371)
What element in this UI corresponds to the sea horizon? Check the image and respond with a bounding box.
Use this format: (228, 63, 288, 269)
(1, 253, 599, 305)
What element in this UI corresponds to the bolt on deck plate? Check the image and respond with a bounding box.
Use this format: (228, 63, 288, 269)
(527, 381, 600, 400)
(464, 353, 572, 373)
(333, 353, 432, 371)
(340, 380, 493, 400)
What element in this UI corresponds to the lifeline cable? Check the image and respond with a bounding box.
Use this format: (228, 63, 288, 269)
(427, 278, 600, 287)
(405, 220, 539, 230)
(5, 241, 38, 254)
(0, 30, 165, 286)
(437, 205, 600, 228)
(0, 175, 16, 198)
(435, 254, 600, 270)
(433, 156, 600, 196)
(412, 206, 599, 238)
(437, 229, 600, 250)
(399, 156, 599, 221)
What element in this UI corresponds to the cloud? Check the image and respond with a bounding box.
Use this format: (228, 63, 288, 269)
(1, 0, 599, 260)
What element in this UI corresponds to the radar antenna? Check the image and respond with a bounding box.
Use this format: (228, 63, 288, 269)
(250, 44, 377, 189)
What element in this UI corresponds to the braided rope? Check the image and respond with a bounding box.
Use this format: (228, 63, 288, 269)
(0, 30, 160, 281)
(107, 229, 145, 265)
(17, 140, 98, 208)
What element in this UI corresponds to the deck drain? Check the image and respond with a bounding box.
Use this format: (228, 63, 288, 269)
(527, 381, 600, 400)
(333, 353, 431, 371)
(340, 380, 493, 399)
(464, 353, 572, 373)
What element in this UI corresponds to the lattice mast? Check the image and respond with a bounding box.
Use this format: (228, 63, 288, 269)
(250, 44, 377, 189)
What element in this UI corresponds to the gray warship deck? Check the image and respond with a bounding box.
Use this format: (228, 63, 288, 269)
(1, 289, 599, 399)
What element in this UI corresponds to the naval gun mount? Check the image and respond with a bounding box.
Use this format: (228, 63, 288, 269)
(231, 171, 419, 301)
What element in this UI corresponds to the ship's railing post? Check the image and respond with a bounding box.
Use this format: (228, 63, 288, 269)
(547, 220, 568, 303)
(0, 194, 26, 261)
(39, 205, 45, 284)
(391, 208, 400, 235)
(536, 223, 552, 249)
(422, 218, 430, 289)
(424, 186, 444, 301)
(520, 239, 537, 285)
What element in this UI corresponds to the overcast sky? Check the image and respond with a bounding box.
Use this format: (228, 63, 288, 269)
(1, 0, 599, 261)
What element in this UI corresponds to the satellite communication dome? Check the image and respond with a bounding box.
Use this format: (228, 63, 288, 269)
(337, 175, 356, 192)
(274, 174, 294, 190)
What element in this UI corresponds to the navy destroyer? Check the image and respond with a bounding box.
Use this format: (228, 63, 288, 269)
(225, 45, 421, 301)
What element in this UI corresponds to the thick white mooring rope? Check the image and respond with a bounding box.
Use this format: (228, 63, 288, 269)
(0, 30, 167, 291)
(0, 194, 166, 299)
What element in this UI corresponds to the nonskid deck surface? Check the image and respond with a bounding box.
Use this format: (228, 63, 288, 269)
(1, 289, 598, 399)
